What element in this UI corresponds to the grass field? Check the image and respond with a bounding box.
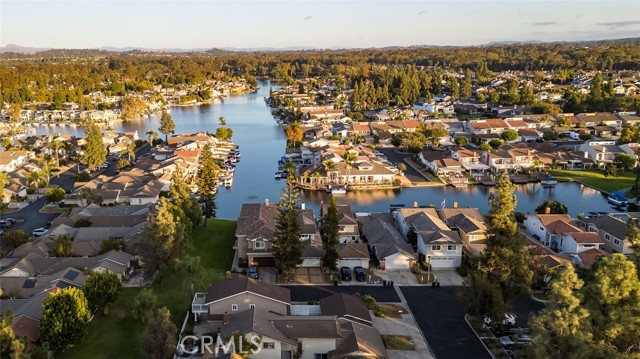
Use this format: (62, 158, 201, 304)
(65, 219, 237, 359)
(549, 169, 636, 194)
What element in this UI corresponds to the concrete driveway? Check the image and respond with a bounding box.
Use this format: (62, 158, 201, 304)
(294, 267, 325, 284)
(431, 269, 465, 286)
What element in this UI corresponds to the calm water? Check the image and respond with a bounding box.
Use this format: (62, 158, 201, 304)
(31, 80, 619, 218)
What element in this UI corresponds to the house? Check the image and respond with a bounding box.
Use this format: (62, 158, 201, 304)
(418, 151, 464, 176)
(570, 248, 609, 268)
(524, 214, 580, 248)
(351, 122, 371, 136)
(337, 243, 370, 269)
(331, 123, 352, 139)
(386, 120, 421, 133)
(320, 204, 359, 243)
(450, 147, 490, 175)
(576, 112, 622, 128)
(319, 292, 372, 327)
(438, 207, 487, 257)
(554, 232, 604, 254)
(519, 128, 542, 142)
(578, 215, 635, 254)
(468, 119, 509, 135)
(0, 290, 51, 344)
(577, 141, 624, 167)
(0, 151, 35, 172)
(299, 161, 396, 191)
(360, 213, 414, 270)
(414, 215, 463, 270)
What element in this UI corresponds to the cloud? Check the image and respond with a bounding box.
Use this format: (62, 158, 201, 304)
(596, 20, 640, 28)
(418, 10, 428, 16)
(530, 21, 557, 26)
(303, 16, 312, 21)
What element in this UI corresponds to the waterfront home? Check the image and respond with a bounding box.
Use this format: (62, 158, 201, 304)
(167, 132, 218, 148)
(524, 213, 593, 253)
(394, 207, 448, 238)
(577, 141, 624, 167)
(553, 232, 604, 254)
(0, 150, 35, 172)
(298, 161, 396, 190)
(438, 207, 488, 257)
(416, 229, 463, 268)
(320, 204, 359, 243)
(577, 214, 636, 255)
(359, 213, 414, 270)
(418, 151, 464, 176)
(450, 147, 490, 176)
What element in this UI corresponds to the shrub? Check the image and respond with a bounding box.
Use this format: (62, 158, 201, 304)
(3, 230, 29, 248)
(77, 171, 91, 181)
(45, 187, 65, 202)
(514, 211, 526, 223)
(362, 295, 376, 310)
(74, 218, 93, 228)
(373, 303, 386, 317)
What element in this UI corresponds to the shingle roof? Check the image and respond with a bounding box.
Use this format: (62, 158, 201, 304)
(360, 214, 414, 258)
(272, 316, 343, 339)
(338, 243, 370, 259)
(205, 277, 291, 305)
(330, 321, 387, 359)
(236, 203, 279, 239)
(320, 292, 372, 326)
(566, 232, 604, 244)
(583, 215, 627, 239)
(220, 308, 297, 345)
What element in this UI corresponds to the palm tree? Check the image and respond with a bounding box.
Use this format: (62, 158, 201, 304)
(341, 151, 358, 184)
(120, 141, 136, 162)
(146, 130, 158, 146)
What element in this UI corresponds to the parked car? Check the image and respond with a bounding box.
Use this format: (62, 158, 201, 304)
(0, 220, 11, 229)
(4, 218, 16, 224)
(100, 162, 109, 169)
(353, 266, 366, 282)
(484, 312, 517, 327)
(492, 326, 526, 338)
(248, 264, 259, 279)
(499, 335, 515, 348)
(340, 267, 352, 281)
(32, 227, 49, 237)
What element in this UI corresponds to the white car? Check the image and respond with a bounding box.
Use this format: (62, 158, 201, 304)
(483, 312, 517, 327)
(100, 162, 109, 169)
(32, 227, 49, 237)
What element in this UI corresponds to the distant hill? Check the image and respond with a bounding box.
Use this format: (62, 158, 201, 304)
(0, 44, 50, 54)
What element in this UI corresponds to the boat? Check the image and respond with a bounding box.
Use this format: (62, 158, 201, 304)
(327, 185, 347, 195)
(275, 172, 282, 179)
(541, 177, 558, 186)
(607, 191, 629, 206)
(224, 177, 233, 188)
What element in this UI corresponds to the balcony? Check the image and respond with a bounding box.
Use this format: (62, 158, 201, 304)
(191, 292, 208, 314)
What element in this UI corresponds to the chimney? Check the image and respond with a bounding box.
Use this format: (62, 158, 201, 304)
(51, 285, 58, 294)
(301, 203, 305, 210)
(83, 267, 89, 275)
(223, 312, 230, 325)
(453, 202, 458, 209)
(545, 207, 551, 214)
(265, 198, 269, 206)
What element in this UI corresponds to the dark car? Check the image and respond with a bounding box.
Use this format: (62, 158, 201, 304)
(340, 267, 352, 281)
(353, 266, 366, 282)
(248, 264, 259, 279)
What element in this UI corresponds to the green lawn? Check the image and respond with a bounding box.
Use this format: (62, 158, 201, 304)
(381, 335, 415, 351)
(65, 219, 237, 359)
(549, 169, 636, 194)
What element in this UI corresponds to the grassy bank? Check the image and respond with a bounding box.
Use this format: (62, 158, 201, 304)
(65, 219, 236, 359)
(549, 169, 636, 194)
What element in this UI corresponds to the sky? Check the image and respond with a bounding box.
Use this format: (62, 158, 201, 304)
(1, 0, 639, 49)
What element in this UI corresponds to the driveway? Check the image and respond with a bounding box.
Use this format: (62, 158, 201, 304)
(373, 314, 434, 359)
(400, 286, 545, 359)
(284, 285, 401, 303)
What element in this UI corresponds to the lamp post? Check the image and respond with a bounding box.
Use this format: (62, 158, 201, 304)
(427, 255, 432, 283)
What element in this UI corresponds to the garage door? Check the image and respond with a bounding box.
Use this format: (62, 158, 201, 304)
(300, 258, 321, 267)
(252, 257, 275, 267)
(339, 259, 367, 269)
(429, 257, 454, 268)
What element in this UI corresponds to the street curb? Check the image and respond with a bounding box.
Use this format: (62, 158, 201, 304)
(530, 294, 549, 304)
(464, 314, 496, 359)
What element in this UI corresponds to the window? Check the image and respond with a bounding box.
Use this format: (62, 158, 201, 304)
(447, 245, 456, 251)
(539, 226, 544, 231)
(231, 304, 238, 311)
(605, 234, 610, 241)
(255, 241, 265, 249)
(249, 304, 255, 309)
(263, 342, 275, 349)
(432, 245, 441, 251)
(614, 239, 620, 245)
(314, 354, 328, 359)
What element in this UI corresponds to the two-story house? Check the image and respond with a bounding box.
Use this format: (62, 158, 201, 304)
(320, 204, 359, 243)
(577, 141, 624, 167)
(525, 214, 581, 249)
(450, 147, 490, 175)
(578, 215, 635, 254)
(438, 207, 487, 257)
(416, 229, 463, 268)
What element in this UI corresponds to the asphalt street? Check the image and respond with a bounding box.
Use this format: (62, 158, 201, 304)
(401, 286, 544, 359)
(377, 148, 427, 184)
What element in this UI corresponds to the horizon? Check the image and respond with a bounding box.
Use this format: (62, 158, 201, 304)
(1, 0, 640, 49)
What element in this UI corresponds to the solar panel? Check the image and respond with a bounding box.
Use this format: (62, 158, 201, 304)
(63, 270, 79, 281)
(22, 279, 36, 288)
(57, 281, 71, 289)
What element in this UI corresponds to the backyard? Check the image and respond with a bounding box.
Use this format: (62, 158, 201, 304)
(65, 219, 237, 359)
(549, 169, 636, 194)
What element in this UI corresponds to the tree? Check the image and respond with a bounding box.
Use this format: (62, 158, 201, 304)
(158, 111, 175, 142)
(170, 166, 201, 229)
(500, 129, 519, 142)
(519, 82, 535, 105)
(215, 127, 233, 141)
(1, 137, 11, 150)
(77, 187, 103, 206)
(421, 126, 449, 149)
(196, 144, 219, 226)
(54, 234, 73, 257)
(605, 165, 618, 177)
(99, 237, 126, 254)
(141, 197, 187, 278)
(116, 158, 131, 170)
(81, 124, 107, 171)
(120, 141, 136, 162)
(613, 153, 636, 171)
(578, 133, 592, 141)
(479, 142, 492, 151)
(461, 272, 507, 319)
(178, 255, 207, 296)
(39, 287, 91, 352)
(486, 171, 517, 236)
(535, 200, 568, 214)
(397, 163, 407, 172)
(133, 288, 158, 323)
(272, 171, 304, 275)
(341, 151, 358, 181)
(321, 198, 340, 271)
(140, 307, 177, 359)
(488, 139, 503, 149)
(146, 130, 159, 146)
(624, 219, 640, 259)
(1, 311, 28, 358)
(44, 187, 65, 203)
(284, 123, 303, 148)
(218, 116, 226, 126)
(481, 234, 533, 303)
(461, 68, 473, 100)
(3, 230, 29, 248)
(529, 265, 594, 359)
(121, 96, 147, 119)
(454, 137, 468, 146)
(83, 272, 122, 314)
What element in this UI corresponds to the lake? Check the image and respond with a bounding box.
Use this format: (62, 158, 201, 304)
(30, 80, 620, 219)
